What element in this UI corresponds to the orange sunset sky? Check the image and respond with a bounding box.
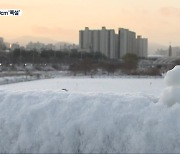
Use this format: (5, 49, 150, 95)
(1, 0, 180, 46)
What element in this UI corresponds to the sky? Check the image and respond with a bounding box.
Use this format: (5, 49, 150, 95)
(1, 0, 180, 47)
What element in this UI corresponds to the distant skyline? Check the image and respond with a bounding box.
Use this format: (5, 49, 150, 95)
(1, 0, 180, 47)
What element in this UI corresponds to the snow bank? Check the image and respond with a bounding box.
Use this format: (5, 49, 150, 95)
(160, 65, 180, 106)
(165, 65, 180, 87)
(1, 90, 180, 153)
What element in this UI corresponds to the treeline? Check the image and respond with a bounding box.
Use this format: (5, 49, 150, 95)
(0, 49, 107, 65)
(0, 49, 162, 76)
(69, 54, 162, 76)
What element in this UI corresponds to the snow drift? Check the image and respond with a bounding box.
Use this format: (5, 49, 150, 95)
(160, 65, 180, 106)
(165, 65, 180, 87)
(1, 90, 180, 153)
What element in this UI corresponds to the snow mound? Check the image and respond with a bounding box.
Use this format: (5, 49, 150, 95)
(165, 65, 180, 87)
(1, 91, 180, 153)
(160, 65, 180, 106)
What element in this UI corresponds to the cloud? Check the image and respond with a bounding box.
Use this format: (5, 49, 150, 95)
(159, 7, 180, 17)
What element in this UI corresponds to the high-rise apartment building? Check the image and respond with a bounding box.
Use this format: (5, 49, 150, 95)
(79, 27, 92, 51)
(79, 27, 116, 58)
(118, 28, 136, 58)
(0, 37, 5, 50)
(92, 30, 100, 53)
(0, 37, 3, 43)
(79, 27, 148, 59)
(136, 35, 148, 58)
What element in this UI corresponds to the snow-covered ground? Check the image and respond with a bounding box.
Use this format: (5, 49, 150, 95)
(0, 77, 164, 96)
(0, 70, 180, 153)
